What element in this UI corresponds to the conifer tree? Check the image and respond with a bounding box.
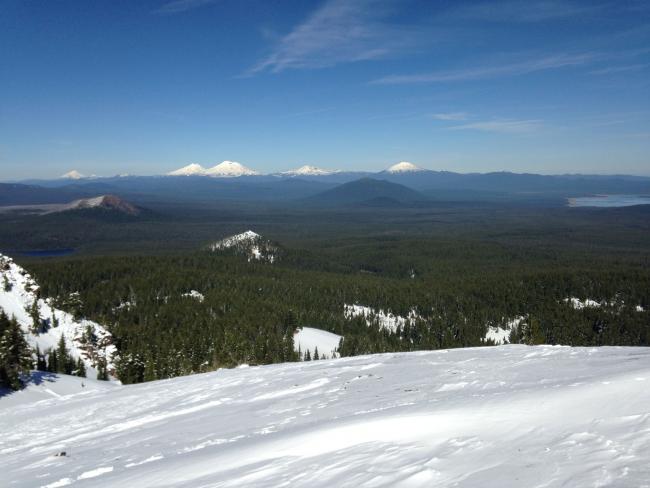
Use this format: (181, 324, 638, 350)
(75, 358, 86, 378)
(47, 349, 58, 373)
(0, 315, 33, 390)
(96, 358, 109, 381)
(29, 300, 42, 334)
(313, 346, 319, 361)
(56, 335, 72, 374)
(35, 345, 47, 371)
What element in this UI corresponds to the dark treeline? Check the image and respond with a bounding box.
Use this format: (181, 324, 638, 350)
(26, 235, 650, 384)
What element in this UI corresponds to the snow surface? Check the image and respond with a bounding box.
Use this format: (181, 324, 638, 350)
(167, 164, 207, 176)
(294, 327, 342, 360)
(344, 304, 419, 332)
(3, 346, 650, 487)
(281, 165, 336, 176)
(385, 161, 425, 173)
(0, 254, 118, 379)
(205, 161, 259, 177)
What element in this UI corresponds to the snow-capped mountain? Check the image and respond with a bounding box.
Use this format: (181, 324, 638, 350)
(209, 230, 277, 262)
(205, 161, 260, 177)
(3, 346, 650, 487)
(60, 170, 86, 179)
(167, 163, 207, 176)
(385, 161, 427, 173)
(281, 165, 337, 176)
(0, 254, 118, 379)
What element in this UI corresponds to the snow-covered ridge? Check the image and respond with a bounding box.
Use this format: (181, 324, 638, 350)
(385, 161, 426, 173)
(3, 346, 650, 487)
(564, 297, 645, 312)
(281, 165, 337, 176)
(0, 254, 118, 379)
(344, 304, 420, 332)
(209, 230, 276, 263)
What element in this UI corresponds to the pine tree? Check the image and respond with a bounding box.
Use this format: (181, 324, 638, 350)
(75, 358, 86, 378)
(0, 316, 34, 390)
(3, 275, 12, 292)
(35, 345, 47, 371)
(96, 358, 109, 381)
(47, 349, 58, 373)
(304, 349, 311, 361)
(29, 300, 42, 334)
(313, 346, 320, 360)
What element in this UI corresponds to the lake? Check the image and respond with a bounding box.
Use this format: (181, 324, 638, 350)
(568, 195, 650, 208)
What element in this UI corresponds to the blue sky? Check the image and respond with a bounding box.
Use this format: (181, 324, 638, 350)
(1, 0, 649, 179)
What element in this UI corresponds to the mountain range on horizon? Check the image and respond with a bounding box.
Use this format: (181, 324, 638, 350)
(9, 159, 646, 183)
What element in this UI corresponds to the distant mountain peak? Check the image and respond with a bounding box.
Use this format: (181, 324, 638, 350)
(206, 161, 259, 177)
(282, 165, 336, 176)
(60, 170, 85, 179)
(167, 163, 207, 176)
(385, 162, 425, 173)
(59, 195, 141, 216)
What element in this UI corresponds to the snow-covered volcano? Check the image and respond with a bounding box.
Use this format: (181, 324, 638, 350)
(0, 254, 117, 380)
(206, 161, 259, 177)
(385, 161, 426, 173)
(167, 163, 207, 176)
(281, 165, 337, 176)
(60, 170, 86, 180)
(3, 345, 650, 487)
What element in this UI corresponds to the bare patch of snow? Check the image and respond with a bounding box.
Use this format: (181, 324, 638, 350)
(294, 327, 342, 360)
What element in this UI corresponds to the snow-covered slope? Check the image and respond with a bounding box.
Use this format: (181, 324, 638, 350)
(205, 161, 259, 177)
(209, 230, 277, 262)
(385, 161, 426, 173)
(344, 303, 420, 332)
(0, 254, 118, 379)
(293, 327, 341, 360)
(167, 164, 207, 176)
(281, 165, 337, 176)
(3, 346, 650, 487)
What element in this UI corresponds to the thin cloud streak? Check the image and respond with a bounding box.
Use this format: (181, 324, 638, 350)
(431, 112, 469, 121)
(155, 0, 217, 14)
(372, 52, 597, 84)
(449, 119, 543, 133)
(248, 0, 408, 74)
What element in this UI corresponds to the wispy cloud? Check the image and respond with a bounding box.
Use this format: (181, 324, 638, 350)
(155, 0, 217, 14)
(431, 112, 469, 121)
(248, 0, 408, 74)
(372, 52, 596, 84)
(449, 119, 542, 133)
(448, 0, 601, 23)
(590, 63, 649, 75)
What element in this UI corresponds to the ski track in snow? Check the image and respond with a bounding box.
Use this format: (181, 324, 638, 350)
(2, 346, 650, 487)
